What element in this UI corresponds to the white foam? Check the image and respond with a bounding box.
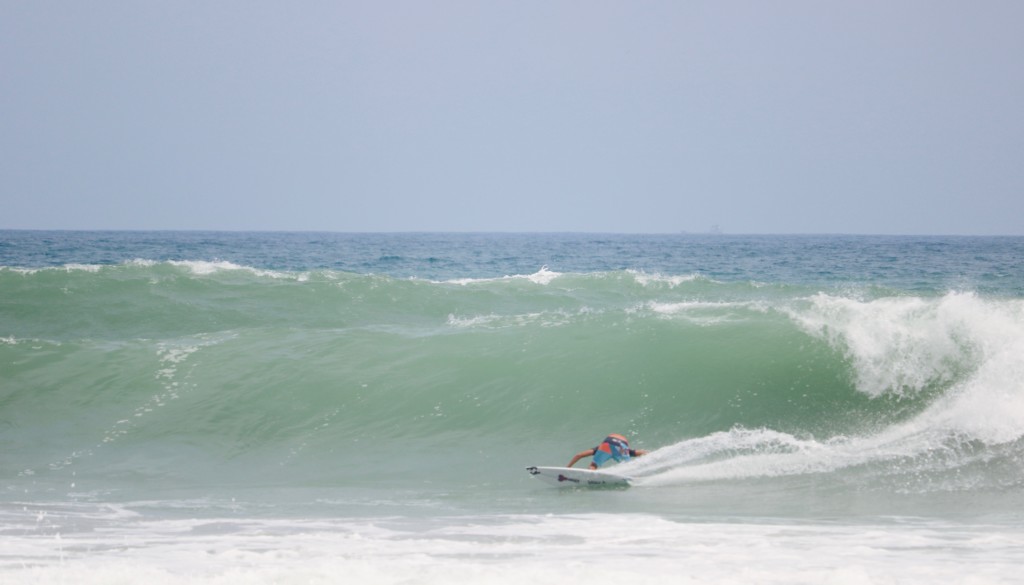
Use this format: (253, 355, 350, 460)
(633, 321, 1024, 487)
(4, 264, 104, 275)
(445, 266, 563, 286)
(525, 266, 560, 285)
(2, 511, 1021, 585)
(628, 270, 704, 288)
(786, 291, 1022, 399)
(446, 313, 504, 328)
(4, 259, 308, 280)
(627, 427, 844, 485)
(919, 335, 1024, 445)
(164, 260, 302, 280)
(642, 300, 769, 326)
(447, 308, 591, 329)
(63, 263, 103, 273)
(779, 291, 1024, 447)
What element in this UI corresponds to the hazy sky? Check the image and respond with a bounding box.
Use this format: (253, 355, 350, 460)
(3, 1, 1023, 234)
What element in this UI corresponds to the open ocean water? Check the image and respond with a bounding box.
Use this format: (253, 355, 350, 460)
(2, 231, 1024, 584)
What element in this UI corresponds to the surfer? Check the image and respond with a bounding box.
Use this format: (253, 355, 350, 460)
(567, 434, 647, 469)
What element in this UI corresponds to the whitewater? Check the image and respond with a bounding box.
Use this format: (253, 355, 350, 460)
(2, 232, 1024, 584)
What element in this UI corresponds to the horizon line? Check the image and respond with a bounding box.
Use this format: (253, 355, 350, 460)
(0, 228, 1021, 238)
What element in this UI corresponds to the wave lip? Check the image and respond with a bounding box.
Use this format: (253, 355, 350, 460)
(787, 291, 1020, 398)
(616, 291, 1024, 494)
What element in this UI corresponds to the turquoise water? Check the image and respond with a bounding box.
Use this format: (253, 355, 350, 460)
(2, 232, 1024, 583)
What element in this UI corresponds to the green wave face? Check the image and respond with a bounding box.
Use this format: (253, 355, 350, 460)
(2, 262, 1022, 499)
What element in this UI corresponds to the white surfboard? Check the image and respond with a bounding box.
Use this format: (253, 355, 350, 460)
(526, 466, 631, 487)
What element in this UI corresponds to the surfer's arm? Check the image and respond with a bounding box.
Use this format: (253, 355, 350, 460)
(631, 449, 648, 457)
(567, 449, 595, 468)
